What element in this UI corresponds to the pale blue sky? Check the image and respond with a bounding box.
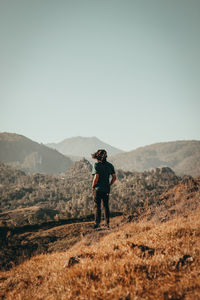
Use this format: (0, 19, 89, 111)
(0, 0, 200, 151)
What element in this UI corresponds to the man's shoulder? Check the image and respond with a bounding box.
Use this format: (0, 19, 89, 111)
(106, 161, 115, 171)
(106, 161, 113, 166)
(93, 162, 102, 171)
(93, 161, 115, 170)
(94, 162, 102, 168)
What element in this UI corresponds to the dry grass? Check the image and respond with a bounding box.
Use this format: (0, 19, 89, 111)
(0, 207, 200, 300)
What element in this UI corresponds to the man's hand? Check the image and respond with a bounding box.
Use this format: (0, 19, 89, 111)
(110, 174, 116, 186)
(92, 174, 99, 189)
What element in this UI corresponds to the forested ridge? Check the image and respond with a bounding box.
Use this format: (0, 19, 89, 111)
(0, 159, 183, 227)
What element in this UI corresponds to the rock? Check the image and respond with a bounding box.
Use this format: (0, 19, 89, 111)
(176, 254, 193, 270)
(68, 256, 81, 267)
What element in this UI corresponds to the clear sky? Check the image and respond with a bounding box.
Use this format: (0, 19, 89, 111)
(0, 0, 200, 151)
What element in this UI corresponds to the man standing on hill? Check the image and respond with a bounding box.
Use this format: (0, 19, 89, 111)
(91, 149, 116, 229)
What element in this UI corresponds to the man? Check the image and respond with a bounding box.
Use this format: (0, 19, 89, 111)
(91, 149, 116, 229)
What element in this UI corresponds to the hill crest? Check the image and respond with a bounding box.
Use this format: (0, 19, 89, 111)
(110, 140, 200, 177)
(0, 132, 73, 174)
(46, 136, 124, 158)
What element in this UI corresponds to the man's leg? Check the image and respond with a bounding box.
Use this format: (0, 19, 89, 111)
(102, 193, 110, 226)
(94, 190, 101, 227)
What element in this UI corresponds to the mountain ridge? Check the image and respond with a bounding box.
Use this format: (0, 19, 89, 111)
(1, 132, 200, 176)
(110, 140, 200, 177)
(46, 136, 124, 158)
(0, 132, 73, 174)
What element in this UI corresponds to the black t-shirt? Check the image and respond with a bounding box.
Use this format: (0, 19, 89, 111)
(92, 161, 115, 193)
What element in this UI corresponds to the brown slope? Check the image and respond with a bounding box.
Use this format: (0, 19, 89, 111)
(125, 176, 200, 223)
(0, 132, 73, 174)
(110, 140, 200, 177)
(0, 206, 199, 299)
(0, 173, 199, 276)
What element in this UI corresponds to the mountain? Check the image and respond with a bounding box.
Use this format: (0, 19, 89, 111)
(110, 140, 200, 177)
(46, 136, 123, 158)
(0, 132, 73, 174)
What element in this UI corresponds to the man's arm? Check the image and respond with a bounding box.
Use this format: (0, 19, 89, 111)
(92, 174, 99, 189)
(110, 174, 116, 186)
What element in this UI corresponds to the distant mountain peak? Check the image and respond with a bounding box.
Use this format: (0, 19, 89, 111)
(46, 136, 124, 158)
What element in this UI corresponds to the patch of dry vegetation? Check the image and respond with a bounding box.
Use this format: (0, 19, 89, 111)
(0, 160, 180, 227)
(1, 207, 200, 300)
(0, 221, 96, 271)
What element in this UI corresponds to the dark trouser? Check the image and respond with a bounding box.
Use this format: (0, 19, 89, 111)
(93, 190, 110, 225)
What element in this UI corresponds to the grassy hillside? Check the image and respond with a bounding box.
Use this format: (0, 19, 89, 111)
(110, 140, 200, 177)
(0, 173, 199, 274)
(0, 206, 199, 299)
(0, 171, 199, 299)
(0, 132, 73, 174)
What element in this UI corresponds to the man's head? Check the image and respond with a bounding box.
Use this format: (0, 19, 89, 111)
(91, 149, 107, 162)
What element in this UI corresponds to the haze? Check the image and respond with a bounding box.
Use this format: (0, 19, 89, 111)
(0, 0, 200, 151)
